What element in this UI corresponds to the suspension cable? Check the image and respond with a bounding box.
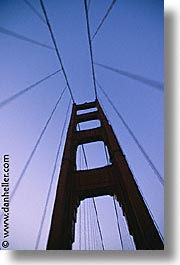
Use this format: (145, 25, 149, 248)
(103, 143, 109, 165)
(0, 69, 62, 109)
(92, 198, 105, 250)
(90, 199, 97, 249)
(95, 62, 164, 91)
(97, 80, 164, 186)
(40, 0, 75, 103)
(23, 0, 46, 24)
(90, 199, 97, 250)
(91, 0, 117, 41)
(83, 0, 97, 99)
(35, 98, 71, 249)
(9, 87, 67, 203)
(0, 26, 54, 50)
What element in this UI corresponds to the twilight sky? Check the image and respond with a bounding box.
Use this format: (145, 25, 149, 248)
(0, 0, 164, 250)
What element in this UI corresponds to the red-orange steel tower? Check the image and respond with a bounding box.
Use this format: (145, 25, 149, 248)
(47, 100, 164, 250)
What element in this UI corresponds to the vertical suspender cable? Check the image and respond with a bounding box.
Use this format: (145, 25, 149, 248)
(92, 198, 105, 250)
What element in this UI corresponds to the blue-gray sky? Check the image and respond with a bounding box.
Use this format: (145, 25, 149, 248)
(0, 0, 164, 250)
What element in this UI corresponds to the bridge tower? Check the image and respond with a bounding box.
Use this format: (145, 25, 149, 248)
(47, 100, 163, 250)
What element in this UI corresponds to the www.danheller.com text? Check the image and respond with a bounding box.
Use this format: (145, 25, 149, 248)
(1, 154, 10, 250)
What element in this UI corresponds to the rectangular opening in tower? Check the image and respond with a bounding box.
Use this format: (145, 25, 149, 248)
(77, 107, 98, 115)
(77, 119, 101, 131)
(76, 141, 111, 170)
(72, 195, 136, 250)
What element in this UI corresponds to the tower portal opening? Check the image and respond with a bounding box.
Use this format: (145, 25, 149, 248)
(76, 141, 111, 170)
(77, 107, 98, 115)
(77, 119, 101, 131)
(72, 195, 136, 250)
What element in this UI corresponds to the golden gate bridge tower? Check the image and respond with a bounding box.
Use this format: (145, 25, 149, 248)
(47, 99, 163, 250)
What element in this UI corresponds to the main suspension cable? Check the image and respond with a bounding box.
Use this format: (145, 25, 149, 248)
(83, 0, 98, 99)
(40, 0, 75, 103)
